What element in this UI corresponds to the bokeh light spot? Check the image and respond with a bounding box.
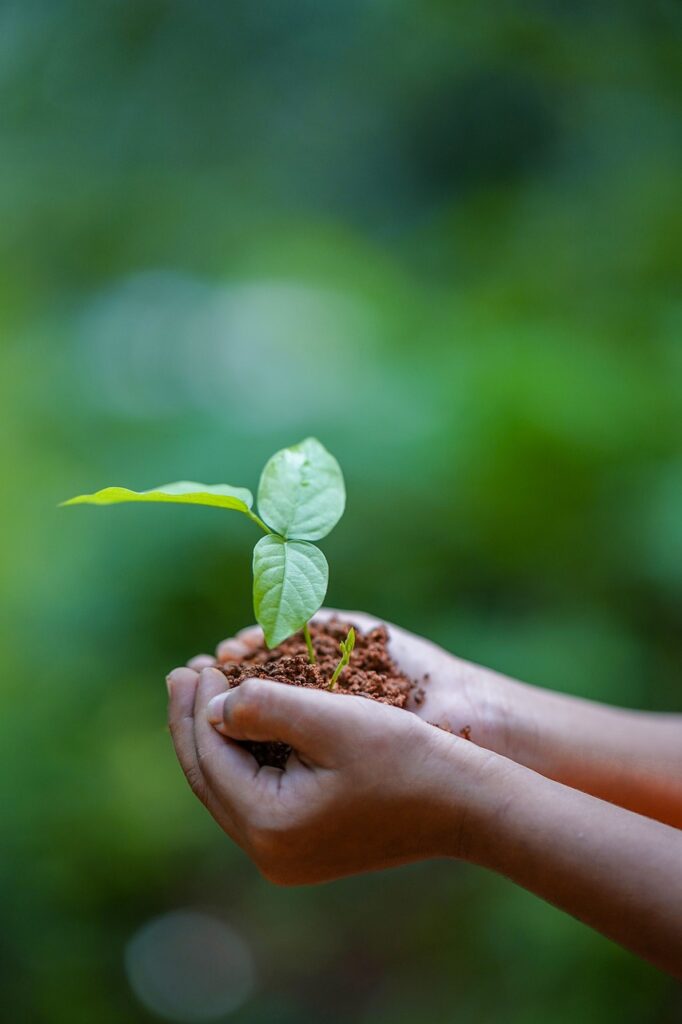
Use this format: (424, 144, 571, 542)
(124, 910, 255, 1022)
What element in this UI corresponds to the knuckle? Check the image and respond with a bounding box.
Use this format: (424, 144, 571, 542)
(231, 680, 263, 725)
(237, 677, 259, 700)
(363, 706, 416, 760)
(363, 728, 395, 762)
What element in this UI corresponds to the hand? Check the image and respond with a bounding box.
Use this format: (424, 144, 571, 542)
(165, 664, 493, 884)
(310, 610, 500, 743)
(167, 616, 682, 974)
(185, 608, 512, 754)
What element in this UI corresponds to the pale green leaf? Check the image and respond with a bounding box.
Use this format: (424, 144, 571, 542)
(257, 437, 345, 541)
(61, 481, 254, 513)
(253, 535, 329, 648)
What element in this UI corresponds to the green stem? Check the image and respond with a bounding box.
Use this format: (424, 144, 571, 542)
(328, 657, 346, 690)
(246, 509, 273, 535)
(303, 622, 316, 664)
(328, 628, 355, 689)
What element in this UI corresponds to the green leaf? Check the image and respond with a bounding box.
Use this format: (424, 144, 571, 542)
(61, 481, 254, 513)
(257, 437, 345, 541)
(253, 535, 328, 648)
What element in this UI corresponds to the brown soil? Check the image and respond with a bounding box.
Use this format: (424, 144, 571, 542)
(217, 619, 416, 768)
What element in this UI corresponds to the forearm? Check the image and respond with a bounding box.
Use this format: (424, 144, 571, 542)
(446, 742, 682, 977)
(457, 661, 682, 827)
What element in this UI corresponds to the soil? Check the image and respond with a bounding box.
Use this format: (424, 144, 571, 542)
(217, 618, 416, 768)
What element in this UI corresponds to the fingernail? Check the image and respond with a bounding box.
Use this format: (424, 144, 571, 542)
(166, 666, 195, 696)
(207, 693, 226, 723)
(166, 668, 188, 696)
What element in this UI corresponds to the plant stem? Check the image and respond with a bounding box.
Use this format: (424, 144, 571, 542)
(328, 659, 345, 690)
(328, 627, 355, 690)
(303, 622, 316, 664)
(246, 509, 273, 535)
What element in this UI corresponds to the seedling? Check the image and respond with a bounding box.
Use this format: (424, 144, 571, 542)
(61, 438, 346, 659)
(328, 627, 356, 690)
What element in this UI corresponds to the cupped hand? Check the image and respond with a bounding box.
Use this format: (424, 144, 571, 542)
(166, 663, 488, 884)
(184, 608, 506, 748)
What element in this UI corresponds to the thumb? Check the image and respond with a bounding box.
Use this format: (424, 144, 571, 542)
(207, 677, 370, 765)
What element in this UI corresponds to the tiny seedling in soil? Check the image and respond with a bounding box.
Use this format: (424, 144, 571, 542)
(220, 619, 415, 767)
(63, 438, 415, 765)
(329, 627, 356, 689)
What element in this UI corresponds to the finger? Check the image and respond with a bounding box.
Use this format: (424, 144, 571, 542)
(235, 624, 264, 650)
(216, 638, 249, 663)
(216, 630, 262, 663)
(193, 668, 258, 809)
(206, 677, 387, 767)
(166, 667, 209, 803)
(187, 654, 216, 671)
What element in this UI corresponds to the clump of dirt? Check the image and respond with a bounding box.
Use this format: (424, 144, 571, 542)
(218, 619, 416, 768)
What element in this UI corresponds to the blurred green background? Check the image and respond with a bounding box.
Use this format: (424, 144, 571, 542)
(2, 1, 681, 1020)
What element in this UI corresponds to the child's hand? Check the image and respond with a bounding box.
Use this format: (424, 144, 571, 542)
(180, 609, 682, 831)
(188, 608, 498, 747)
(165, 664, 491, 884)
(168, 613, 682, 975)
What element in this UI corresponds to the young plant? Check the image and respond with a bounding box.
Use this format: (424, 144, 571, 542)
(328, 627, 355, 690)
(61, 438, 345, 655)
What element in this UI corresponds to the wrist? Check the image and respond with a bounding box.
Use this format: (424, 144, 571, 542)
(423, 726, 523, 863)
(453, 658, 542, 765)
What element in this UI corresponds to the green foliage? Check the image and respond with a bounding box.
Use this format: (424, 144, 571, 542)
(62, 439, 345, 649)
(328, 626, 356, 690)
(60, 481, 254, 513)
(5, 2, 682, 1018)
(253, 536, 329, 648)
(257, 436, 345, 541)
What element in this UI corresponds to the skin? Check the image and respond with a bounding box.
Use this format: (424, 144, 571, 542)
(167, 609, 682, 978)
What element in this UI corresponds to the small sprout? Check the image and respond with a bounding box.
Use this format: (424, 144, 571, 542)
(328, 627, 356, 690)
(61, 438, 346, 652)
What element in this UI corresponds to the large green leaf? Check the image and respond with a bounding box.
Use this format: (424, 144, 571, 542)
(61, 481, 254, 513)
(257, 437, 345, 541)
(253, 535, 328, 647)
